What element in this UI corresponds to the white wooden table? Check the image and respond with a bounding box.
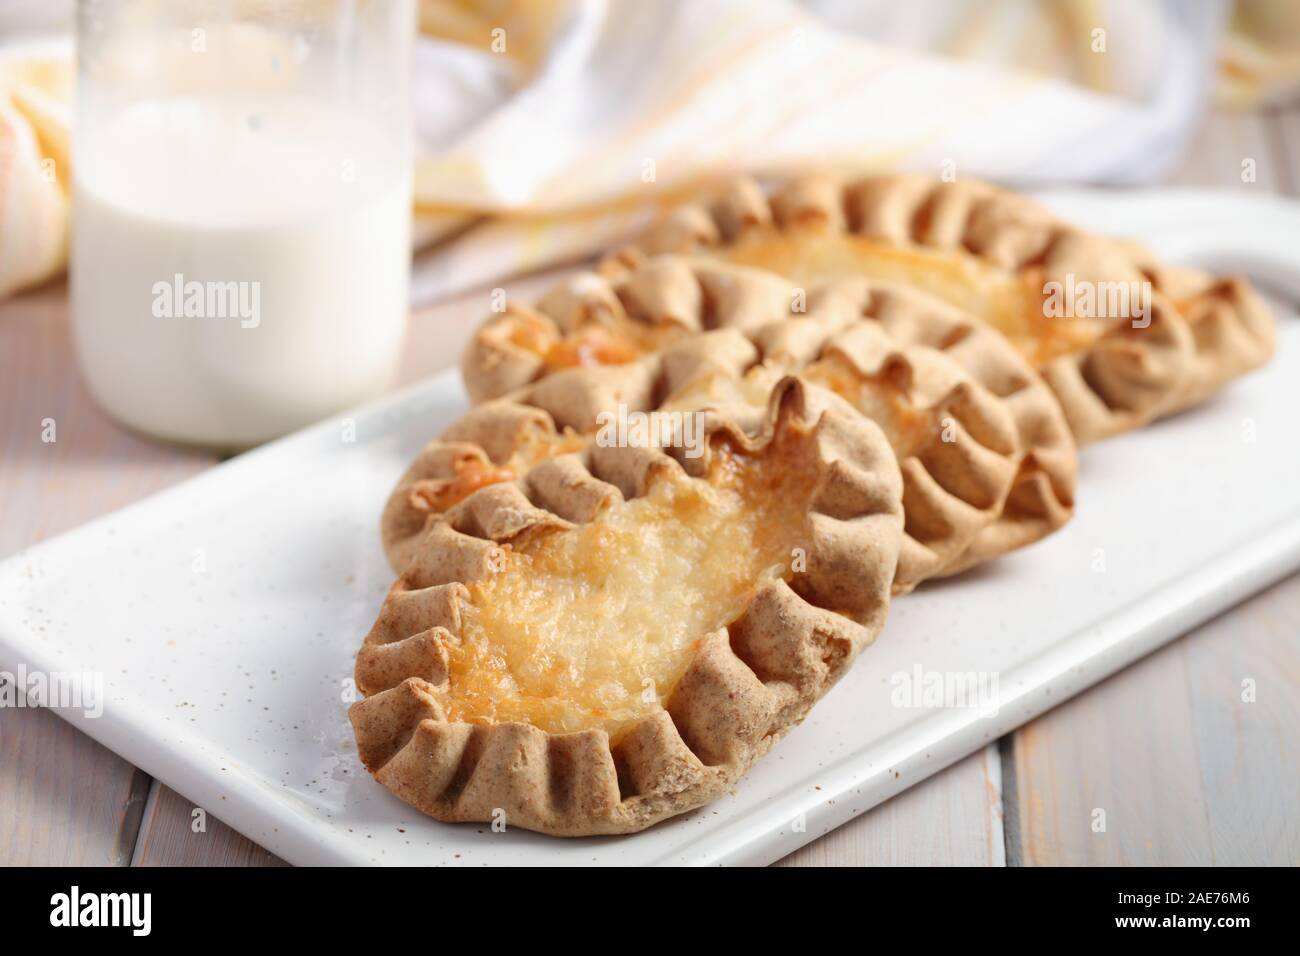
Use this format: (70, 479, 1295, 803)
(2, 108, 1298, 866)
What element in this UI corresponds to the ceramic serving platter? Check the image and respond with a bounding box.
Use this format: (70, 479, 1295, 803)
(1, 190, 1298, 865)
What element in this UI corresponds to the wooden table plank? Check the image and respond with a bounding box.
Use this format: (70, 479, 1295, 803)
(1181, 576, 1300, 864)
(1008, 573, 1300, 865)
(775, 745, 1004, 867)
(1005, 106, 1300, 866)
(1273, 106, 1300, 195)
(130, 781, 286, 867)
(0, 704, 150, 866)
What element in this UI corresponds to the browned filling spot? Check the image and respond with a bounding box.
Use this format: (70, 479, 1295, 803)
(411, 431, 591, 517)
(411, 460, 518, 513)
(543, 328, 642, 369)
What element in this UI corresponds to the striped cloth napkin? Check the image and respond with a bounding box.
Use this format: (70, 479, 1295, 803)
(1, 0, 1280, 305)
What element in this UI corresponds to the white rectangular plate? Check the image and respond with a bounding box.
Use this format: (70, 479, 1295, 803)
(2, 190, 1298, 866)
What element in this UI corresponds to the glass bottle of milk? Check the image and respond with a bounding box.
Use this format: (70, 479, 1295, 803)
(73, 0, 415, 448)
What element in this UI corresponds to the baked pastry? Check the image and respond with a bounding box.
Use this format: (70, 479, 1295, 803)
(611, 174, 1276, 444)
(351, 377, 904, 835)
(446, 257, 1074, 584)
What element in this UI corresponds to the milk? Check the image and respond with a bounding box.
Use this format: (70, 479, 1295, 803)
(72, 95, 410, 447)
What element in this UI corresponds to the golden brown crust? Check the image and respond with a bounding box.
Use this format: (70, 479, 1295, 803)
(619, 173, 1276, 445)
(353, 378, 904, 836)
